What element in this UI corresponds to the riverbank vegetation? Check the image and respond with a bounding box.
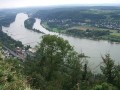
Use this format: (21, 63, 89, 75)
(0, 30, 23, 50)
(0, 7, 41, 27)
(0, 35, 120, 90)
(0, 10, 17, 27)
(66, 29, 110, 38)
(24, 18, 43, 33)
(24, 18, 35, 30)
(66, 29, 120, 42)
(0, 55, 31, 90)
(32, 6, 120, 42)
(1, 7, 120, 89)
(23, 35, 120, 90)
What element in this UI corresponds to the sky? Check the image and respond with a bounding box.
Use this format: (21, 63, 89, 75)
(0, 0, 120, 9)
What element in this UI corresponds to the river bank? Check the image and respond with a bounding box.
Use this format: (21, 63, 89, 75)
(2, 13, 120, 72)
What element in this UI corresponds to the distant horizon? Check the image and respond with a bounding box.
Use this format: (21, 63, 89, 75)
(0, 0, 120, 9)
(0, 4, 120, 10)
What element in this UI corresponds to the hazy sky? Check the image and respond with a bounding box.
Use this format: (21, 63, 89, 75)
(0, 0, 120, 9)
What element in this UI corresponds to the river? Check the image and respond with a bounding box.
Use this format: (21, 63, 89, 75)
(2, 13, 120, 73)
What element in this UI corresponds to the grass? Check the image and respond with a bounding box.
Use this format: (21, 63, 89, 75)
(109, 30, 120, 36)
(42, 22, 65, 33)
(111, 32, 120, 36)
(68, 25, 111, 31)
(42, 22, 120, 38)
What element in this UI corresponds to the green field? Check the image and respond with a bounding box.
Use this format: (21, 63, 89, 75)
(68, 25, 106, 31)
(68, 25, 120, 36)
(110, 30, 120, 36)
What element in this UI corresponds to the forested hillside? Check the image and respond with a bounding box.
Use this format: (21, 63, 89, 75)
(0, 35, 120, 89)
(0, 46, 31, 90)
(1, 7, 120, 89)
(31, 6, 120, 42)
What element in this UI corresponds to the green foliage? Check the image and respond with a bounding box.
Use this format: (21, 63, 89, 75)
(0, 14, 16, 27)
(66, 29, 110, 38)
(24, 18, 43, 33)
(92, 83, 118, 90)
(113, 65, 120, 88)
(100, 54, 120, 89)
(24, 35, 84, 90)
(33, 7, 120, 42)
(0, 58, 31, 90)
(0, 30, 23, 50)
(100, 54, 116, 83)
(24, 36, 120, 89)
(24, 18, 35, 30)
(106, 35, 120, 42)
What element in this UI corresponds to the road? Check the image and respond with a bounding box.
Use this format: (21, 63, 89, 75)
(3, 46, 25, 61)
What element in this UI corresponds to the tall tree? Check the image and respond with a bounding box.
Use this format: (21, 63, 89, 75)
(24, 35, 84, 90)
(100, 54, 116, 84)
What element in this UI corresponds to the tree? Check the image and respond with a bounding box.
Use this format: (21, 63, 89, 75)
(24, 35, 84, 90)
(100, 54, 116, 84)
(114, 65, 120, 88)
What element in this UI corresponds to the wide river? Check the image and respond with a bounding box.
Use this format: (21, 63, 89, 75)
(2, 13, 120, 72)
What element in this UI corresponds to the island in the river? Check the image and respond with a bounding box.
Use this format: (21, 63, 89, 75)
(26, 6, 120, 43)
(24, 18, 43, 33)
